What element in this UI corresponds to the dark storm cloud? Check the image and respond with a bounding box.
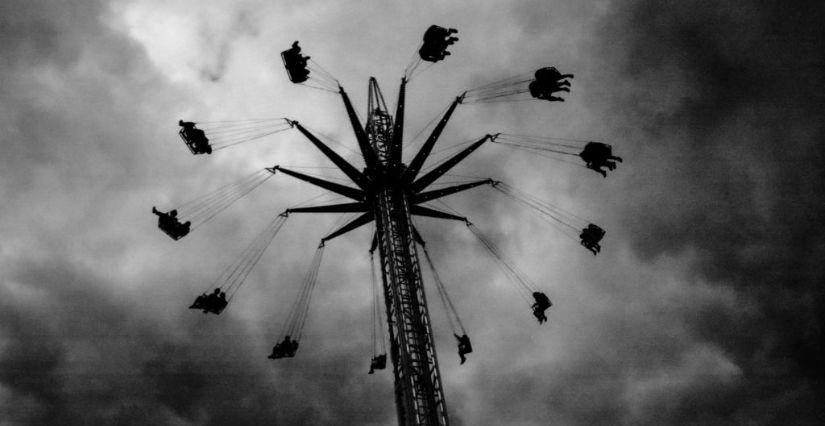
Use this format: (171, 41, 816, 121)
(4, 0, 824, 424)
(0, 0, 99, 69)
(0, 253, 385, 424)
(593, 0, 825, 422)
(0, 2, 399, 422)
(0, 1, 286, 423)
(0, 0, 100, 171)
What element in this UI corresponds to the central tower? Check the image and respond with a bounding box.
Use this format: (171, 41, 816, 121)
(367, 78, 449, 425)
(277, 75, 492, 426)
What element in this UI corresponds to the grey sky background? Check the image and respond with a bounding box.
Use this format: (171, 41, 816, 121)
(1, 0, 823, 424)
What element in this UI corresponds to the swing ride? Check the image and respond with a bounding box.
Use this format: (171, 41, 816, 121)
(155, 25, 622, 426)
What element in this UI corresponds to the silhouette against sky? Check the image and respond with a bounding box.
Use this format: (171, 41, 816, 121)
(1, 0, 823, 424)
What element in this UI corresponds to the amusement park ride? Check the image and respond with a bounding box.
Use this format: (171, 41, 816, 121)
(153, 25, 621, 426)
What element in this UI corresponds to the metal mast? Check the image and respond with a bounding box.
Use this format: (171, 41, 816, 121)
(368, 78, 448, 426)
(276, 77, 494, 426)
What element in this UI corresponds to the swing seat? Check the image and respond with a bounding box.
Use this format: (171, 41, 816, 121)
(188, 291, 227, 315)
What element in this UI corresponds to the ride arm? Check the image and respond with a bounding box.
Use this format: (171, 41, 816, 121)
(402, 94, 465, 183)
(370, 230, 379, 253)
(287, 202, 369, 214)
(411, 205, 468, 222)
(411, 136, 493, 192)
(339, 87, 379, 172)
(321, 212, 375, 243)
(270, 166, 364, 201)
(390, 78, 407, 165)
(411, 225, 426, 246)
(289, 120, 372, 190)
(413, 179, 494, 203)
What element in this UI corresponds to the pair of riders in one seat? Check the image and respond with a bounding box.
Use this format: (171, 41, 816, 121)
(531, 292, 553, 323)
(419, 25, 458, 62)
(178, 120, 211, 155)
(152, 207, 191, 240)
(281, 41, 311, 83)
(368, 353, 387, 374)
(189, 288, 228, 315)
(269, 335, 300, 359)
(455, 334, 473, 364)
(529, 67, 573, 102)
(579, 224, 605, 255)
(579, 142, 622, 177)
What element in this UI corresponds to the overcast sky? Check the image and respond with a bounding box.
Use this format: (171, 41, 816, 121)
(1, 0, 823, 424)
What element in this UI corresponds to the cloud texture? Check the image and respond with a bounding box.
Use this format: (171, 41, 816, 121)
(1, 0, 823, 424)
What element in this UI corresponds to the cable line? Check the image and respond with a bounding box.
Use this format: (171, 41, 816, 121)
(295, 245, 325, 341)
(491, 182, 582, 240)
(370, 251, 387, 357)
(465, 222, 535, 304)
(152, 169, 275, 241)
(418, 238, 474, 364)
(407, 61, 435, 82)
(300, 82, 339, 93)
(307, 59, 340, 89)
(461, 72, 533, 104)
(404, 102, 452, 159)
(179, 118, 293, 154)
(420, 244, 465, 336)
(177, 169, 274, 230)
(462, 66, 575, 104)
(494, 182, 588, 224)
(367, 237, 389, 374)
(403, 49, 421, 80)
(493, 134, 623, 176)
(188, 211, 289, 315)
(493, 140, 579, 157)
(498, 133, 597, 146)
(491, 134, 588, 166)
(437, 201, 553, 324)
(220, 212, 289, 297)
(464, 220, 555, 324)
(270, 243, 326, 359)
(491, 182, 607, 255)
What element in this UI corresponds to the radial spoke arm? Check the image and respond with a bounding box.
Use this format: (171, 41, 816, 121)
(413, 178, 494, 203)
(289, 120, 372, 190)
(287, 202, 369, 214)
(411, 205, 468, 222)
(370, 229, 378, 252)
(402, 94, 465, 183)
(411, 135, 493, 192)
(321, 212, 375, 243)
(271, 165, 364, 201)
(390, 78, 407, 165)
(339, 87, 379, 171)
(411, 225, 426, 246)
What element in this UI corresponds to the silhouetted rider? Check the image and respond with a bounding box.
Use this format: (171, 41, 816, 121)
(531, 292, 552, 323)
(579, 224, 605, 255)
(455, 334, 473, 364)
(369, 354, 387, 374)
(178, 120, 211, 154)
(579, 142, 621, 177)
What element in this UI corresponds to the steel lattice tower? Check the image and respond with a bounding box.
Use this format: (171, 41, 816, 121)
(369, 79, 448, 425)
(275, 77, 494, 425)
